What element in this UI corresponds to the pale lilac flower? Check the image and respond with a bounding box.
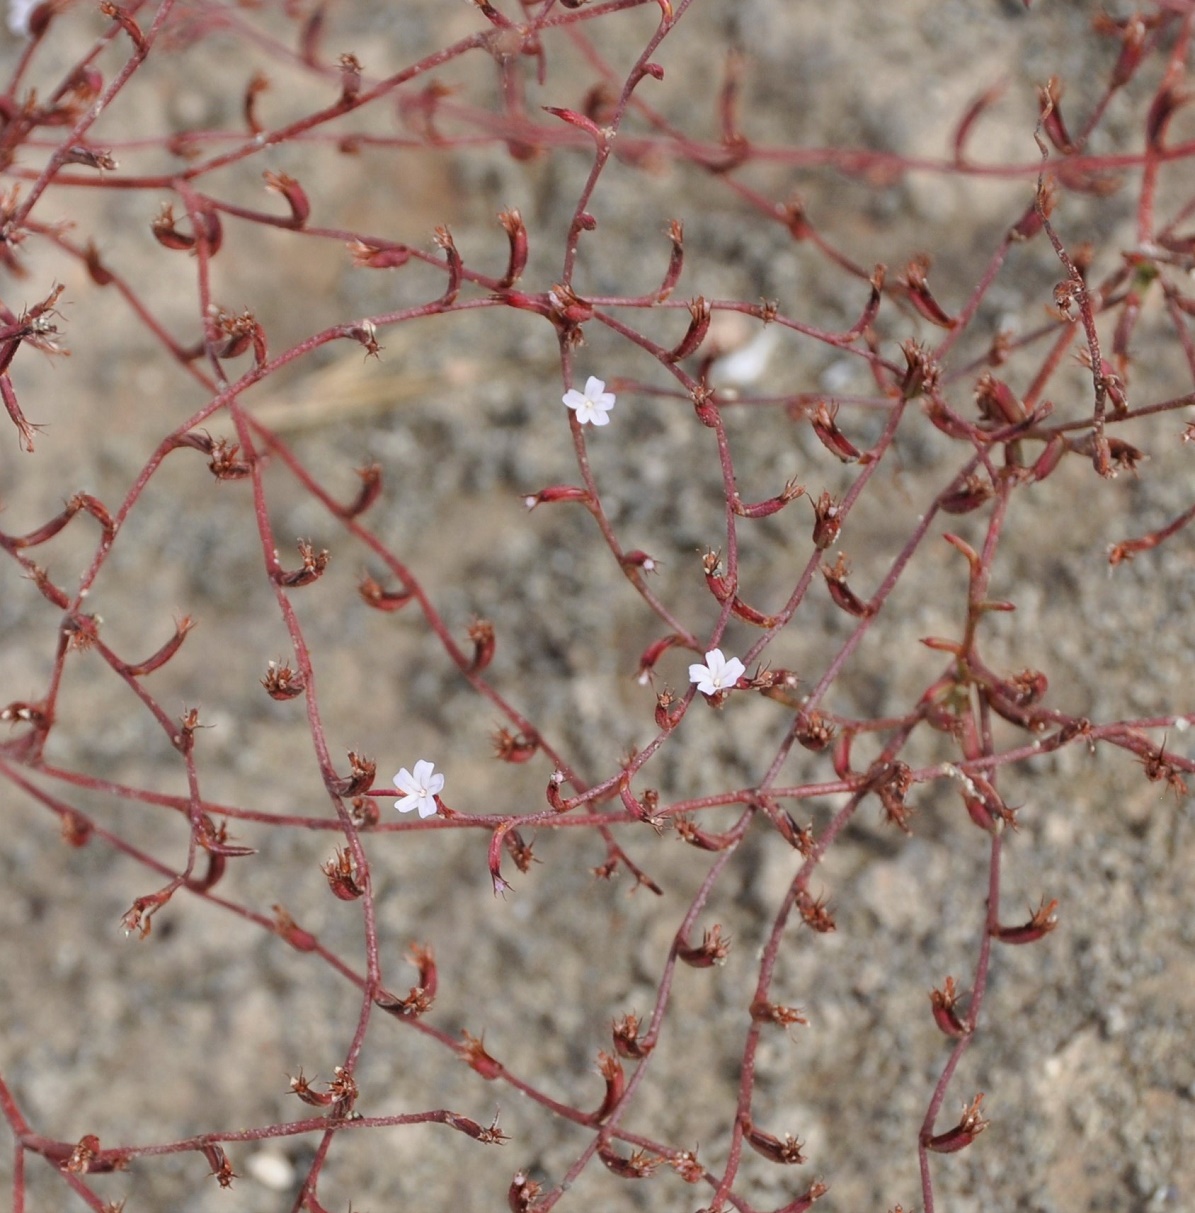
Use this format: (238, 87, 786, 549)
(562, 376, 616, 427)
(392, 759, 445, 819)
(7, 0, 37, 36)
(688, 649, 746, 696)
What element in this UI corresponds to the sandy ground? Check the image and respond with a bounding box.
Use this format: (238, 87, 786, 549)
(1, 2, 1194, 1211)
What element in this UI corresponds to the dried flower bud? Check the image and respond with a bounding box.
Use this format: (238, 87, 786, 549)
(492, 727, 539, 763)
(206, 437, 252, 479)
(497, 208, 528, 288)
(924, 1092, 989, 1153)
(488, 826, 513, 896)
(810, 400, 861, 462)
(202, 1143, 236, 1188)
(898, 255, 956, 328)
(656, 219, 685, 301)
(334, 751, 376, 797)
(669, 1148, 704, 1184)
(974, 372, 1026, 426)
(838, 263, 885, 341)
(929, 976, 970, 1038)
(1094, 12, 1150, 87)
(654, 688, 681, 729)
(586, 1051, 625, 1125)
(750, 667, 801, 706)
(335, 462, 382, 519)
(760, 801, 815, 853)
(195, 815, 254, 861)
(1146, 78, 1188, 151)
(65, 1134, 102, 1174)
(774, 1180, 829, 1212)
(348, 240, 412, 269)
(729, 596, 780, 628)
(545, 770, 567, 812)
(322, 848, 365, 900)
(796, 890, 835, 933)
(504, 829, 538, 873)
(674, 815, 736, 851)
(243, 71, 268, 134)
(811, 491, 842, 550)
(292, 1067, 337, 1106)
(959, 770, 1016, 834)
(209, 306, 266, 363)
(993, 898, 1059, 945)
(272, 905, 318, 951)
(1031, 434, 1067, 481)
(742, 1118, 806, 1165)
(467, 619, 496, 673)
(691, 382, 719, 426)
(348, 796, 379, 828)
(940, 473, 994, 515)
(612, 1012, 652, 1059)
(433, 226, 462, 305)
(677, 923, 731, 967)
(732, 476, 805, 518)
(749, 999, 808, 1028)
(619, 782, 661, 824)
(60, 810, 93, 847)
(598, 1143, 662, 1178)
(868, 760, 914, 832)
(543, 104, 609, 145)
(62, 145, 117, 172)
(120, 888, 172, 938)
(338, 52, 362, 103)
(261, 659, 305, 700)
(443, 1111, 508, 1145)
(547, 281, 594, 327)
(99, 2, 146, 52)
(375, 943, 438, 1017)
(1038, 77, 1076, 153)
(172, 706, 204, 755)
(263, 170, 310, 229)
(508, 1172, 543, 1213)
(923, 395, 976, 441)
(275, 539, 329, 587)
(460, 1031, 503, 1079)
(899, 339, 941, 400)
(358, 573, 413, 612)
(523, 484, 591, 510)
(666, 295, 711, 362)
(822, 553, 871, 617)
(151, 202, 222, 254)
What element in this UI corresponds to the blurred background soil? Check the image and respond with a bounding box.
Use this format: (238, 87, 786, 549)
(1, 1, 1193, 1210)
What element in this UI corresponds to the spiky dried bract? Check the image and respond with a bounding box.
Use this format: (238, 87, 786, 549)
(925, 1092, 990, 1154)
(677, 923, 731, 967)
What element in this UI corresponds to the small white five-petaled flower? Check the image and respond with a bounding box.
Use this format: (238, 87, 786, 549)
(689, 649, 746, 696)
(7, 0, 36, 36)
(392, 759, 445, 819)
(562, 376, 616, 427)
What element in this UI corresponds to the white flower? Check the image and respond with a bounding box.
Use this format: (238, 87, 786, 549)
(688, 649, 746, 696)
(562, 376, 616, 427)
(7, 0, 36, 35)
(392, 759, 445, 819)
